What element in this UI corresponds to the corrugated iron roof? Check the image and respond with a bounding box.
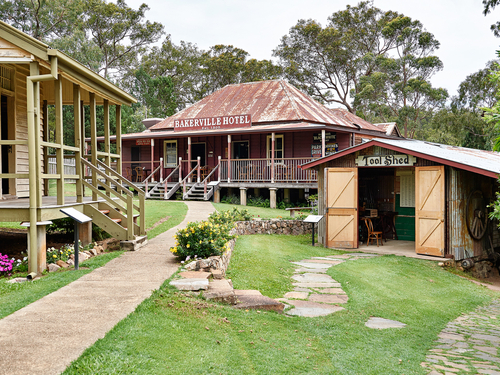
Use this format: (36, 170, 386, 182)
(149, 80, 388, 133)
(300, 138, 500, 178)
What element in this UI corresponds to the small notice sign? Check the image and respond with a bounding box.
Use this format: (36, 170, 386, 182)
(136, 139, 151, 146)
(303, 215, 323, 223)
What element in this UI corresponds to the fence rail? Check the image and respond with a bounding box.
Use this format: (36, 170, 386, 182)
(47, 156, 77, 181)
(219, 158, 317, 183)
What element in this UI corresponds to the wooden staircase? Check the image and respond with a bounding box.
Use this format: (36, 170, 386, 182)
(82, 159, 147, 249)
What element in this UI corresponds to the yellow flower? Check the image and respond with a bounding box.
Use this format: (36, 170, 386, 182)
(186, 244, 190, 248)
(53, 254, 57, 258)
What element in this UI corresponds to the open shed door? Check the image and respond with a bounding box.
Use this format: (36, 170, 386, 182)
(415, 166, 445, 256)
(326, 168, 358, 249)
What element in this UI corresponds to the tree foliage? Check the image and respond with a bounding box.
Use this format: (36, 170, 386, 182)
(0, 0, 84, 41)
(274, 1, 447, 138)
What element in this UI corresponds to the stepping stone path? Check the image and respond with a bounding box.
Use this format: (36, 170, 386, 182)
(279, 253, 379, 317)
(422, 299, 500, 375)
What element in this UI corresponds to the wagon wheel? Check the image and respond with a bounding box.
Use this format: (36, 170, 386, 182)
(466, 190, 488, 240)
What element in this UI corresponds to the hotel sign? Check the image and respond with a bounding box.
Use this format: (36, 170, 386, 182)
(173, 114, 252, 132)
(355, 154, 416, 167)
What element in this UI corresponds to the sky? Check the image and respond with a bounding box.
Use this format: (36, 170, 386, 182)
(126, 0, 500, 98)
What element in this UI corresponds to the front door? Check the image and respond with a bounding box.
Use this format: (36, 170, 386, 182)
(233, 141, 249, 159)
(415, 166, 445, 256)
(326, 167, 358, 249)
(191, 143, 206, 168)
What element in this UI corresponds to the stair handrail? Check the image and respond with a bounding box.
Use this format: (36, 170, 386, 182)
(203, 165, 219, 195)
(180, 162, 200, 197)
(144, 158, 163, 194)
(94, 159, 145, 197)
(82, 159, 146, 237)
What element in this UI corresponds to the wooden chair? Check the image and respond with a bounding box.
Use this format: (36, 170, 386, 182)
(134, 166, 144, 182)
(364, 218, 383, 247)
(124, 167, 133, 181)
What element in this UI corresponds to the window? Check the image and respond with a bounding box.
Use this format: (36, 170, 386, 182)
(164, 140, 178, 167)
(266, 134, 283, 159)
(0, 66, 13, 92)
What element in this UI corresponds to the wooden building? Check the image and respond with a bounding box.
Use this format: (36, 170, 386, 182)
(300, 138, 500, 259)
(0, 21, 146, 274)
(115, 80, 402, 207)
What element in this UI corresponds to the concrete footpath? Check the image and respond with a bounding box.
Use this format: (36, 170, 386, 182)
(0, 201, 215, 375)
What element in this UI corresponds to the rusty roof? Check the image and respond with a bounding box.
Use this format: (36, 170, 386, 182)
(300, 138, 500, 179)
(149, 80, 388, 133)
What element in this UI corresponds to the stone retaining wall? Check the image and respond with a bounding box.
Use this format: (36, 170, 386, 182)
(186, 220, 314, 276)
(233, 219, 315, 235)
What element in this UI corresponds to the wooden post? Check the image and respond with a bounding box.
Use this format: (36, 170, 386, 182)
(27, 62, 39, 274)
(150, 138, 154, 182)
(271, 132, 275, 183)
(197, 156, 201, 183)
(74, 84, 83, 203)
(240, 187, 247, 206)
(116, 105, 122, 175)
(90, 93, 97, 200)
(103, 100, 111, 196)
(321, 129, 326, 157)
(42, 101, 49, 197)
(227, 134, 231, 183)
(178, 157, 182, 182)
(54, 78, 64, 204)
(218, 155, 221, 182)
(187, 137, 192, 183)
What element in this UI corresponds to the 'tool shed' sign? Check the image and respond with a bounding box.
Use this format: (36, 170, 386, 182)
(174, 115, 252, 132)
(356, 154, 416, 167)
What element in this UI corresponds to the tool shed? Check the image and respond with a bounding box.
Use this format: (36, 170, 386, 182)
(300, 138, 500, 259)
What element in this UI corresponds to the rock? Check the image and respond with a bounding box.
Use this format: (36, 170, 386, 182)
(89, 249, 98, 257)
(234, 290, 285, 312)
(47, 263, 61, 272)
(56, 260, 69, 268)
(94, 245, 104, 253)
(365, 317, 406, 329)
(211, 270, 224, 280)
(204, 279, 237, 304)
(66, 259, 74, 266)
(170, 278, 209, 291)
(178, 271, 211, 279)
(83, 251, 92, 257)
(6, 277, 27, 284)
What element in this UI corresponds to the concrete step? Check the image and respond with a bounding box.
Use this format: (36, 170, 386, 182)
(233, 290, 285, 313)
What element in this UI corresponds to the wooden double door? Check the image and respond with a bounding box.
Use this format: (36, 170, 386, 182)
(326, 166, 445, 256)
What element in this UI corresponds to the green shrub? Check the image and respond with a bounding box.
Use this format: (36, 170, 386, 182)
(170, 208, 251, 260)
(247, 196, 270, 207)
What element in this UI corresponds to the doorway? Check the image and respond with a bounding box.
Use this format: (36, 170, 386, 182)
(1, 95, 9, 194)
(191, 143, 206, 168)
(233, 141, 249, 159)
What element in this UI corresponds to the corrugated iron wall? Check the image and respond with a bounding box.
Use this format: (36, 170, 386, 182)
(446, 167, 496, 260)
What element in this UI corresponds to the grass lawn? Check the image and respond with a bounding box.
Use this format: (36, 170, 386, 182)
(144, 200, 187, 239)
(213, 202, 291, 219)
(63, 235, 495, 374)
(0, 251, 123, 320)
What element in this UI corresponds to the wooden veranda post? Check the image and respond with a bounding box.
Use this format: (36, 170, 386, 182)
(103, 100, 111, 195)
(227, 134, 231, 183)
(90, 93, 97, 201)
(116, 105, 122, 175)
(73, 84, 83, 203)
(55, 77, 65, 204)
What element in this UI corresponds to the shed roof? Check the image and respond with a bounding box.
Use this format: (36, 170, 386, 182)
(0, 21, 136, 106)
(150, 80, 390, 135)
(300, 138, 500, 179)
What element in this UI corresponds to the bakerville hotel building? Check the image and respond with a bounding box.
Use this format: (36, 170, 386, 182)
(109, 80, 403, 207)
